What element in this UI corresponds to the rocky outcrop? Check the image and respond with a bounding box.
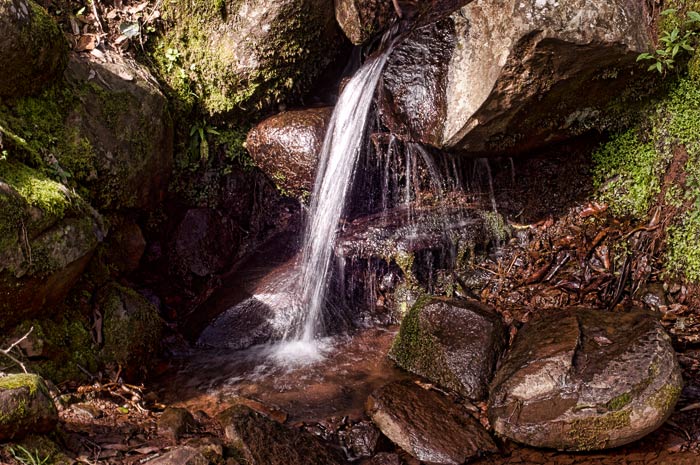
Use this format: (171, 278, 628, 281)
(0, 374, 58, 440)
(488, 308, 682, 451)
(367, 381, 497, 464)
(96, 283, 164, 378)
(218, 404, 345, 465)
(0, 0, 68, 98)
(0, 163, 104, 327)
(155, 0, 344, 118)
(334, 0, 394, 45)
(379, 0, 651, 155)
(246, 107, 333, 197)
(389, 298, 505, 400)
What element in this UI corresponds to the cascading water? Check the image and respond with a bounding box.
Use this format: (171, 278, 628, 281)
(279, 46, 395, 349)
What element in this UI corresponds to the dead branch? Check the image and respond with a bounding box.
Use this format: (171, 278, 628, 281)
(1, 326, 33, 373)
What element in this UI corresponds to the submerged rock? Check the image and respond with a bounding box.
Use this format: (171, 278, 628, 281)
(379, 0, 650, 155)
(246, 107, 333, 197)
(389, 298, 505, 400)
(218, 404, 344, 465)
(0, 374, 58, 441)
(155, 0, 343, 118)
(367, 381, 497, 464)
(488, 308, 682, 451)
(0, 0, 67, 97)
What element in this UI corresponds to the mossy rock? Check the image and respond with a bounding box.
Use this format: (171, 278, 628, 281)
(0, 160, 104, 327)
(488, 308, 682, 451)
(389, 297, 506, 400)
(97, 283, 164, 378)
(152, 0, 344, 119)
(0, 374, 57, 441)
(0, 0, 68, 98)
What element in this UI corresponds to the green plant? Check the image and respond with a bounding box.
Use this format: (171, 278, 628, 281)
(189, 120, 220, 162)
(9, 445, 50, 465)
(164, 47, 181, 72)
(637, 9, 700, 74)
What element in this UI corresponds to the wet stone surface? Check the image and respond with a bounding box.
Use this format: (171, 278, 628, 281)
(367, 380, 498, 465)
(488, 307, 683, 451)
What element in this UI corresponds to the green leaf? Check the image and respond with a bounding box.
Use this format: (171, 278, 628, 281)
(637, 52, 653, 61)
(673, 44, 680, 57)
(661, 8, 677, 16)
(76, 6, 86, 15)
(688, 11, 700, 23)
(117, 406, 129, 414)
(682, 43, 695, 52)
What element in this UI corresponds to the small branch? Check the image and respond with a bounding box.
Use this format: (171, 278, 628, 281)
(392, 0, 403, 18)
(1, 326, 33, 373)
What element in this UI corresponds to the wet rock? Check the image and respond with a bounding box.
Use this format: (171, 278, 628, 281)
(335, 0, 394, 45)
(63, 52, 173, 211)
(339, 420, 381, 460)
(371, 452, 401, 465)
(171, 208, 240, 278)
(0, 166, 104, 327)
(379, 0, 651, 155)
(146, 446, 209, 465)
(0, 0, 67, 97)
(246, 107, 333, 197)
(96, 283, 164, 377)
(389, 298, 505, 400)
(156, 0, 343, 118)
(102, 216, 147, 274)
(218, 404, 344, 465)
(158, 407, 198, 441)
(367, 381, 497, 464)
(488, 308, 683, 451)
(0, 374, 58, 440)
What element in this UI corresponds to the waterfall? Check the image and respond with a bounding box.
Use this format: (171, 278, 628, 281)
(284, 47, 394, 344)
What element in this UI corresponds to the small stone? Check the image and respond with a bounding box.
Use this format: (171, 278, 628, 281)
(0, 374, 58, 440)
(339, 421, 381, 459)
(158, 407, 197, 440)
(367, 381, 497, 465)
(146, 446, 209, 465)
(71, 403, 103, 419)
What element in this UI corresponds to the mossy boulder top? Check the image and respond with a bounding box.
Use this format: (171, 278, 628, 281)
(0, 0, 67, 98)
(488, 307, 682, 451)
(0, 373, 58, 441)
(155, 0, 344, 119)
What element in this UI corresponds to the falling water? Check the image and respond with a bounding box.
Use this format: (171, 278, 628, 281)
(283, 48, 394, 345)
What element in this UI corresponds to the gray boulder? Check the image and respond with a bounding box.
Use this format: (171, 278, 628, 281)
(488, 308, 683, 451)
(389, 298, 506, 400)
(0, 374, 58, 440)
(379, 0, 651, 155)
(367, 381, 497, 465)
(0, 0, 67, 98)
(246, 107, 333, 197)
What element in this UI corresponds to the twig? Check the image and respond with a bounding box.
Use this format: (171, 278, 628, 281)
(1, 326, 33, 373)
(391, 0, 403, 18)
(91, 0, 105, 34)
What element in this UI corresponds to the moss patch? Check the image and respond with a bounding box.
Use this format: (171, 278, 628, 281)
(0, 374, 43, 396)
(567, 408, 632, 451)
(0, 160, 70, 220)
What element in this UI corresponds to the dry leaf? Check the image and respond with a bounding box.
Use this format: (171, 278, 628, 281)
(76, 34, 96, 51)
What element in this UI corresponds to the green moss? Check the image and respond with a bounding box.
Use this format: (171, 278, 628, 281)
(567, 408, 632, 451)
(389, 295, 434, 368)
(0, 160, 70, 220)
(0, 374, 42, 395)
(605, 392, 632, 411)
(649, 383, 682, 412)
(480, 211, 511, 243)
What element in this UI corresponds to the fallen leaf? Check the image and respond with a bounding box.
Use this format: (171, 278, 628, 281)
(75, 34, 96, 51)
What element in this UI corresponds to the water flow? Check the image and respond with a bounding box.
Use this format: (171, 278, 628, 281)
(287, 49, 393, 344)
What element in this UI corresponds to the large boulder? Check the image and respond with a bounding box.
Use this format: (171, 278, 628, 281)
(0, 162, 104, 327)
(0, 374, 58, 440)
(389, 298, 505, 400)
(218, 404, 345, 465)
(334, 0, 394, 45)
(488, 308, 683, 451)
(246, 107, 333, 198)
(155, 0, 344, 118)
(367, 381, 497, 465)
(379, 0, 651, 155)
(0, 0, 68, 98)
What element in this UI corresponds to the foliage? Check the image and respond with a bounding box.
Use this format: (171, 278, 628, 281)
(189, 119, 220, 162)
(637, 9, 700, 74)
(9, 445, 50, 465)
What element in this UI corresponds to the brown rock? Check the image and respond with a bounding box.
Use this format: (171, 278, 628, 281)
(246, 107, 333, 198)
(146, 446, 209, 465)
(0, 374, 58, 440)
(334, 0, 394, 45)
(367, 381, 497, 464)
(158, 407, 197, 440)
(488, 308, 683, 451)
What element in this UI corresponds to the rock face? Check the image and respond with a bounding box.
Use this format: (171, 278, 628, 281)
(246, 107, 333, 197)
(389, 298, 505, 400)
(0, 374, 58, 440)
(218, 404, 345, 465)
(0, 0, 67, 98)
(0, 163, 104, 327)
(334, 0, 394, 45)
(63, 53, 173, 211)
(488, 308, 683, 451)
(367, 381, 497, 464)
(156, 0, 343, 118)
(96, 283, 164, 377)
(379, 0, 651, 155)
